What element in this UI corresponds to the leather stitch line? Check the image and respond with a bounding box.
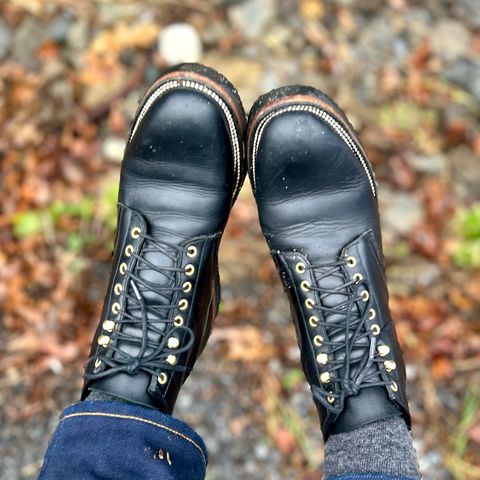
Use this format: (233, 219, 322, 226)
(61, 412, 206, 464)
(128, 79, 242, 198)
(251, 105, 376, 196)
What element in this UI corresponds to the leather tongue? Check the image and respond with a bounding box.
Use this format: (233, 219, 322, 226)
(330, 386, 401, 435)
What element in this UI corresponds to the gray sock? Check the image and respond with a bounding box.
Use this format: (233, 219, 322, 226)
(86, 390, 130, 403)
(324, 417, 420, 479)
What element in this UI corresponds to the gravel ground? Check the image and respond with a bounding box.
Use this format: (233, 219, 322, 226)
(1, 1, 479, 478)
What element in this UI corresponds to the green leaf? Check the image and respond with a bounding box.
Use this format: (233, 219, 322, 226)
(67, 232, 85, 251)
(453, 240, 480, 268)
(462, 204, 480, 240)
(12, 211, 44, 239)
(282, 368, 304, 390)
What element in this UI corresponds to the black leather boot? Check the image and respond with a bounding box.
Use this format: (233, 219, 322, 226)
(82, 64, 246, 413)
(247, 86, 411, 440)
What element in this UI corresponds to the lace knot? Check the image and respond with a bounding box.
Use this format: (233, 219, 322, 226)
(343, 379, 360, 396)
(127, 359, 140, 374)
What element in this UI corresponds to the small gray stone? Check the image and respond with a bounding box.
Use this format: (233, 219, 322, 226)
(387, 260, 442, 291)
(49, 15, 72, 42)
(12, 18, 45, 68)
(0, 18, 12, 60)
(443, 58, 480, 102)
(229, 0, 276, 40)
(410, 154, 448, 175)
(98, 3, 144, 25)
(456, 0, 480, 29)
(430, 20, 470, 61)
(66, 20, 90, 51)
(380, 188, 424, 237)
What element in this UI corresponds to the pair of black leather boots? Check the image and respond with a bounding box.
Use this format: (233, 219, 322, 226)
(82, 63, 411, 441)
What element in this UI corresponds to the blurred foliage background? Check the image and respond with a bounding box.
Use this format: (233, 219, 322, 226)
(0, 0, 479, 478)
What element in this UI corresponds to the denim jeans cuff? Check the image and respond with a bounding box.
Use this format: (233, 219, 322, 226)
(62, 400, 208, 464)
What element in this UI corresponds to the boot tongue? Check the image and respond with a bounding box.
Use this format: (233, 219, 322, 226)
(309, 232, 375, 388)
(119, 214, 186, 368)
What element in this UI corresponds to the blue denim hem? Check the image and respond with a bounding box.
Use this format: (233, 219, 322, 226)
(39, 400, 208, 480)
(62, 400, 208, 463)
(326, 474, 416, 480)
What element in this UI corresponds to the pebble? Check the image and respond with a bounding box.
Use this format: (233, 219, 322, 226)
(443, 59, 480, 102)
(380, 188, 424, 237)
(387, 261, 442, 294)
(410, 154, 448, 176)
(12, 18, 45, 68)
(158, 23, 202, 66)
(48, 15, 72, 43)
(102, 137, 126, 163)
(456, 0, 480, 29)
(254, 442, 270, 460)
(229, 0, 276, 39)
(430, 20, 470, 62)
(66, 20, 90, 51)
(0, 17, 12, 60)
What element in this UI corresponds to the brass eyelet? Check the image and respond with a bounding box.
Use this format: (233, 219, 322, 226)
(320, 372, 331, 383)
(182, 281, 192, 293)
(185, 264, 195, 276)
(370, 323, 381, 336)
(174, 315, 184, 326)
(158, 372, 168, 385)
(377, 345, 390, 357)
(368, 308, 376, 320)
(94, 359, 102, 368)
(391, 381, 398, 392)
(295, 262, 306, 274)
(309, 316, 319, 328)
(98, 335, 110, 347)
(187, 245, 198, 258)
(114, 283, 123, 295)
(327, 392, 335, 404)
(119, 262, 128, 275)
(300, 280, 311, 292)
(125, 245, 134, 257)
(360, 290, 369, 302)
(313, 335, 323, 346)
(384, 360, 397, 372)
(179, 299, 188, 310)
(305, 298, 315, 309)
(346, 256, 357, 268)
(168, 337, 180, 349)
(166, 354, 177, 365)
(112, 302, 121, 315)
(316, 353, 328, 365)
(102, 319, 115, 332)
(131, 227, 141, 239)
(353, 272, 363, 283)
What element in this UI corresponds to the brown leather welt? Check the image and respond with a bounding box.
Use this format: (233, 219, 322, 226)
(139, 70, 245, 135)
(248, 94, 369, 162)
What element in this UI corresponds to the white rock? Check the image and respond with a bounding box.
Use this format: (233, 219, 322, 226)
(431, 20, 470, 61)
(102, 136, 126, 163)
(158, 23, 202, 66)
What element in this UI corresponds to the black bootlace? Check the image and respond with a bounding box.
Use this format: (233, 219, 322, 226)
(306, 259, 390, 412)
(85, 232, 195, 380)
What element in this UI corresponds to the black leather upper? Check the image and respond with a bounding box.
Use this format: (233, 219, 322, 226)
(248, 87, 411, 440)
(82, 64, 245, 413)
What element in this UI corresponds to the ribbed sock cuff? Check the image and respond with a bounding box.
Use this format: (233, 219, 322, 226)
(324, 417, 420, 479)
(86, 390, 131, 403)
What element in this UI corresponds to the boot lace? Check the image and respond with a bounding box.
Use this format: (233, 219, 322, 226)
(302, 257, 391, 412)
(85, 230, 196, 382)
